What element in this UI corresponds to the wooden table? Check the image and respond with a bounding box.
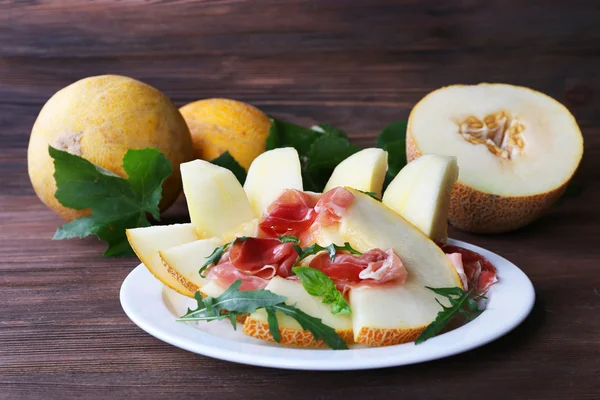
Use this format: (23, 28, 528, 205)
(2, 1, 599, 399)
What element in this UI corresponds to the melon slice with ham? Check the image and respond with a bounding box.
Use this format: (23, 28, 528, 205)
(242, 277, 354, 346)
(126, 224, 199, 297)
(382, 154, 458, 244)
(324, 148, 388, 197)
(339, 188, 462, 346)
(243, 147, 303, 216)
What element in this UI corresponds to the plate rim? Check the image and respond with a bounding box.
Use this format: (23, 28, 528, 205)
(120, 239, 535, 370)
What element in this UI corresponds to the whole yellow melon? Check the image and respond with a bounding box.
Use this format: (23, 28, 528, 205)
(179, 98, 271, 170)
(28, 75, 194, 221)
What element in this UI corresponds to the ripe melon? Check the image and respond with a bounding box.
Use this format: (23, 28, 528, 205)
(28, 75, 194, 221)
(407, 84, 584, 233)
(179, 99, 271, 170)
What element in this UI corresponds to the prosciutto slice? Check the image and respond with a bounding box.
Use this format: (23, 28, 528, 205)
(205, 238, 299, 291)
(442, 245, 498, 293)
(309, 248, 407, 293)
(314, 187, 355, 226)
(258, 189, 318, 238)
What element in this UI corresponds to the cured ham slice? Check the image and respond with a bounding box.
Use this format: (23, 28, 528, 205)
(206, 237, 298, 290)
(442, 245, 498, 293)
(309, 248, 407, 293)
(258, 189, 318, 237)
(314, 187, 355, 226)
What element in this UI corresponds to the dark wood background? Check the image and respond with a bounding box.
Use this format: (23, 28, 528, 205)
(1, 1, 599, 399)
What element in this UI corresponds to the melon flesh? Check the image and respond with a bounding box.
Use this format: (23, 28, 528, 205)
(126, 224, 198, 297)
(382, 154, 458, 243)
(243, 277, 353, 346)
(324, 148, 388, 197)
(408, 84, 583, 233)
(159, 237, 224, 294)
(181, 159, 255, 237)
(243, 147, 303, 216)
(340, 189, 462, 346)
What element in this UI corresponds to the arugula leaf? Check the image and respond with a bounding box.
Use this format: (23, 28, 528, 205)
(265, 306, 281, 343)
(210, 151, 246, 184)
(295, 242, 363, 263)
(199, 237, 250, 277)
(293, 266, 351, 315)
(50, 146, 172, 257)
(376, 121, 408, 189)
(278, 235, 300, 244)
(270, 303, 348, 350)
(415, 286, 486, 344)
(177, 280, 347, 350)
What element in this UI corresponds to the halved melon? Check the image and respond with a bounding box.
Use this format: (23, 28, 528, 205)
(243, 147, 303, 216)
(181, 159, 254, 237)
(382, 154, 458, 243)
(407, 84, 584, 233)
(340, 188, 462, 346)
(242, 277, 354, 346)
(324, 148, 388, 197)
(126, 224, 198, 297)
(159, 237, 224, 294)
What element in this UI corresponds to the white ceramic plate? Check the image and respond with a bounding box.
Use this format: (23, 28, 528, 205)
(120, 239, 535, 370)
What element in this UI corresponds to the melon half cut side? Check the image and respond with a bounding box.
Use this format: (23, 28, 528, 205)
(407, 83, 583, 233)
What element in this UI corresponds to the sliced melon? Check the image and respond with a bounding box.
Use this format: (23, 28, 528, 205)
(324, 148, 388, 197)
(242, 277, 353, 347)
(126, 224, 198, 297)
(339, 188, 462, 346)
(243, 147, 303, 216)
(181, 159, 254, 238)
(382, 154, 458, 243)
(407, 84, 584, 233)
(159, 237, 224, 294)
(221, 218, 259, 243)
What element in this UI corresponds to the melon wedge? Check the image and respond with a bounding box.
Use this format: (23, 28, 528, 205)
(339, 188, 462, 346)
(243, 147, 303, 216)
(382, 154, 458, 243)
(324, 148, 388, 197)
(126, 224, 198, 297)
(181, 159, 254, 237)
(242, 277, 354, 346)
(159, 237, 224, 294)
(407, 84, 584, 233)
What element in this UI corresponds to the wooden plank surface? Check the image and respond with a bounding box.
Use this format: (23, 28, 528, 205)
(1, 1, 599, 399)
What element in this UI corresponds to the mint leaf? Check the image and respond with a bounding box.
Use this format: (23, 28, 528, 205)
(415, 286, 486, 344)
(376, 121, 407, 189)
(293, 266, 351, 315)
(50, 146, 171, 257)
(210, 151, 246, 184)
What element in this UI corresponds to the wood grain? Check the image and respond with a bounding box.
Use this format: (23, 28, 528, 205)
(1, 1, 599, 399)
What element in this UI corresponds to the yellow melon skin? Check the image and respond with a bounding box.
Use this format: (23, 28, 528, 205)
(28, 75, 194, 221)
(354, 326, 425, 347)
(179, 99, 271, 170)
(406, 132, 568, 233)
(242, 317, 354, 348)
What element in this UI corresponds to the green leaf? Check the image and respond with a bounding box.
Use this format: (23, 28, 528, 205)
(293, 266, 351, 315)
(376, 121, 408, 189)
(50, 146, 172, 257)
(177, 279, 347, 350)
(295, 242, 362, 263)
(358, 190, 381, 201)
(278, 235, 300, 244)
(199, 241, 232, 277)
(270, 303, 348, 350)
(266, 118, 359, 192)
(265, 306, 281, 343)
(210, 151, 247, 185)
(415, 286, 484, 344)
